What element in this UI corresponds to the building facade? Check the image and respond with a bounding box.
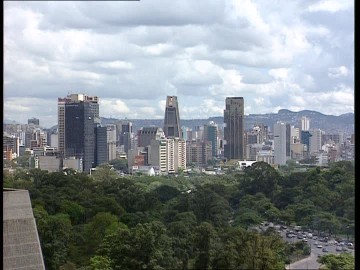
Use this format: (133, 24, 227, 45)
(58, 94, 99, 173)
(163, 96, 182, 138)
(273, 121, 287, 165)
(224, 97, 244, 160)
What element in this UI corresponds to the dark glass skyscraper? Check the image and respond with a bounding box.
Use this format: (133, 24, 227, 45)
(163, 96, 182, 138)
(61, 94, 99, 173)
(224, 97, 244, 160)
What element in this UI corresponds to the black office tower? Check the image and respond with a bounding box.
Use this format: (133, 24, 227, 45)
(63, 95, 99, 173)
(163, 96, 182, 138)
(224, 97, 244, 160)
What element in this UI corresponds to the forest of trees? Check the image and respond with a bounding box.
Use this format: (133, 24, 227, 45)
(3, 161, 354, 270)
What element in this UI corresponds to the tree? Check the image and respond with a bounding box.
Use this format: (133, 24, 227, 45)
(192, 222, 216, 270)
(98, 221, 175, 270)
(89, 255, 112, 270)
(84, 212, 122, 255)
(35, 212, 73, 270)
(109, 158, 128, 172)
(59, 200, 85, 225)
(318, 253, 355, 270)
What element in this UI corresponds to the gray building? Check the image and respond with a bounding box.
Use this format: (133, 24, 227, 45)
(96, 126, 108, 166)
(163, 96, 182, 138)
(28, 118, 40, 126)
(274, 121, 287, 165)
(138, 127, 165, 147)
(224, 97, 244, 160)
(3, 188, 45, 270)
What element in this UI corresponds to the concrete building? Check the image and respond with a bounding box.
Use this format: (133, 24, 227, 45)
(224, 97, 244, 160)
(310, 129, 323, 155)
(290, 143, 305, 161)
(63, 157, 83, 172)
(115, 120, 133, 153)
(36, 156, 61, 172)
(3, 189, 46, 270)
(273, 122, 287, 165)
(301, 116, 310, 131)
(163, 96, 182, 139)
(3, 135, 20, 160)
(138, 127, 165, 147)
(50, 133, 58, 148)
(96, 126, 108, 166)
(291, 126, 300, 143)
(256, 150, 275, 165)
(106, 124, 117, 161)
(245, 143, 263, 161)
(148, 138, 186, 174)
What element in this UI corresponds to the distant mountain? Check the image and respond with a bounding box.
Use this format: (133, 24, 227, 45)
(8, 110, 352, 135)
(100, 110, 354, 135)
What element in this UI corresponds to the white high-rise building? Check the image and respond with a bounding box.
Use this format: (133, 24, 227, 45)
(273, 122, 287, 165)
(301, 117, 310, 131)
(106, 124, 117, 161)
(290, 126, 300, 142)
(148, 138, 186, 174)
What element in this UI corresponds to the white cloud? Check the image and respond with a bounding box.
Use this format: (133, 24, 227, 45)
(308, 0, 353, 13)
(3, 0, 354, 127)
(328, 66, 349, 78)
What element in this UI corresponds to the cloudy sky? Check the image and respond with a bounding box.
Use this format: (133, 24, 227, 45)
(4, 0, 354, 128)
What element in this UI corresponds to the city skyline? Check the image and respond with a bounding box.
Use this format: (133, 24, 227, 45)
(4, 0, 354, 128)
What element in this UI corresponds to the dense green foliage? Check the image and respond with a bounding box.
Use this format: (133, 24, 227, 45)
(317, 253, 355, 270)
(3, 161, 354, 269)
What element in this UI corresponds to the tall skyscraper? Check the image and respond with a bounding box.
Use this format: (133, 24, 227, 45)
(96, 126, 108, 166)
(204, 123, 218, 158)
(163, 96, 182, 138)
(224, 97, 244, 160)
(58, 94, 99, 172)
(301, 116, 310, 131)
(273, 121, 287, 165)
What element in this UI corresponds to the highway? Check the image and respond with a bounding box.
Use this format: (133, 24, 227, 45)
(258, 224, 354, 270)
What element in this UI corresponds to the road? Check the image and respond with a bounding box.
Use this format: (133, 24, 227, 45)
(258, 225, 355, 270)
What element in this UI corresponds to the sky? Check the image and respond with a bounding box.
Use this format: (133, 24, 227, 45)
(4, 0, 354, 128)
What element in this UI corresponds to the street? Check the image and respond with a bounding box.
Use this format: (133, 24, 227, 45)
(258, 224, 355, 270)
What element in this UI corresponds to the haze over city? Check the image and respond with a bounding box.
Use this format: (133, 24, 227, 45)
(4, 0, 354, 128)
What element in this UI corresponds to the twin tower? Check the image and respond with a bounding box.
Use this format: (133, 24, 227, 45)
(164, 96, 245, 160)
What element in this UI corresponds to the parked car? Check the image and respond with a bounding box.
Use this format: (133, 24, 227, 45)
(317, 245, 323, 248)
(336, 246, 342, 252)
(322, 247, 329, 252)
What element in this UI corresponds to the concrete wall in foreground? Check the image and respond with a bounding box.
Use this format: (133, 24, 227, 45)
(3, 189, 45, 270)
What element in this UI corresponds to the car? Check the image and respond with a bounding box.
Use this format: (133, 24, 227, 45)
(342, 247, 348, 252)
(336, 246, 342, 252)
(322, 247, 329, 252)
(302, 238, 308, 242)
(317, 245, 323, 248)
(314, 242, 319, 245)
